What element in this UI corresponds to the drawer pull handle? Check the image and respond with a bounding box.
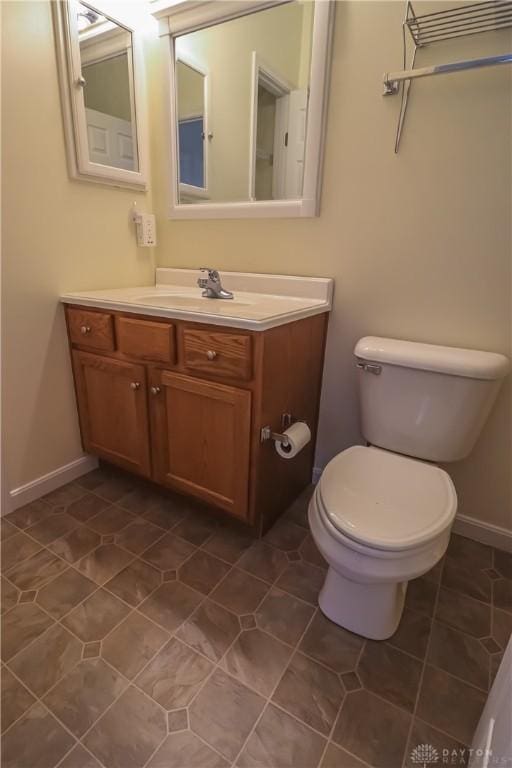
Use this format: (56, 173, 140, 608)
(206, 350, 217, 361)
(80, 325, 92, 335)
(130, 381, 141, 391)
(150, 386, 161, 395)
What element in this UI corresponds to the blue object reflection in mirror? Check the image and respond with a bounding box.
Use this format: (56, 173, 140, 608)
(178, 118, 204, 187)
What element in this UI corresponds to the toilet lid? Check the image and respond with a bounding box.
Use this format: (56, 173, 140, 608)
(318, 446, 457, 551)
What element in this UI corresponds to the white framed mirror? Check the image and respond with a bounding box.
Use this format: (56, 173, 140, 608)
(52, 0, 149, 189)
(156, 0, 334, 219)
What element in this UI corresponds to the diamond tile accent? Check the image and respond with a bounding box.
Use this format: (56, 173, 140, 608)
(83, 641, 101, 659)
(167, 709, 188, 732)
(240, 614, 256, 630)
(18, 590, 36, 603)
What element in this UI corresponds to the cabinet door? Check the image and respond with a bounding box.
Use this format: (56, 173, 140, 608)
(150, 371, 251, 520)
(72, 350, 151, 477)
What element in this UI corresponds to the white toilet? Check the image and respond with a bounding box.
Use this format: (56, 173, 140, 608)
(309, 336, 509, 640)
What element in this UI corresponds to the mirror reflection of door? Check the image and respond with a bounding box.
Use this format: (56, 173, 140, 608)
(176, 60, 208, 199)
(76, 2, 138, 171)
(253, 62, 308, 202)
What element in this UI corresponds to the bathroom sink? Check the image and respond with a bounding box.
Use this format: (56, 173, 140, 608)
(60, 268, 334, 331)
(132, 292, 252, 309)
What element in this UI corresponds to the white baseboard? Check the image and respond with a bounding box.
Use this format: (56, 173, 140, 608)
(453, 513, 512, 553)
(4, 455, 99, 516)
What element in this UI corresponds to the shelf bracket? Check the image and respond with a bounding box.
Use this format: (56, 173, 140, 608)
(383, 1, 512, 152)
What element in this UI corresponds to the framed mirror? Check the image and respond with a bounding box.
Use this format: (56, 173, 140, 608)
(52, 0, 148, 189)
(157, 0, 334, 219)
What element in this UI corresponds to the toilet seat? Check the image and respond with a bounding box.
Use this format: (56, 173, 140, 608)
(318, 445, 457, 552)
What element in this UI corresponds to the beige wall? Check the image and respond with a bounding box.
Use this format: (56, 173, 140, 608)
(1, 0, 154, 494)
(2, 1, 511, 533)
(83, 52, 132, 122)
(154, 2, 512, 530)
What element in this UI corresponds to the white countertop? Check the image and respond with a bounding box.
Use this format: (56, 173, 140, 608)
(61, 269, 334, 331)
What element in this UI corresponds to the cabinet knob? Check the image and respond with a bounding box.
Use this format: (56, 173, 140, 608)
(80, 325, 91, 335)
(130, 381, 141, 390)
(150, 386, 161, 395)
(206, 350, 217, 361)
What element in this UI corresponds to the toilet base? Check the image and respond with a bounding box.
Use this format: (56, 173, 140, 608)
(318, 566, 407, 640)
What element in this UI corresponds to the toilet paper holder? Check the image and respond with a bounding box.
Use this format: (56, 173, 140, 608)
(260, 413, 307, 446)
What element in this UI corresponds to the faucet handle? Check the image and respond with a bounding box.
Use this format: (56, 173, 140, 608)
(199, 267, 219, 280)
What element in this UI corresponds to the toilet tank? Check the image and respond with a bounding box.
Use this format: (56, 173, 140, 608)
(355, 337, 509, 462)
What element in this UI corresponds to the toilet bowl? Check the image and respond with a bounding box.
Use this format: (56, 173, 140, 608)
(309, 446, 456, 639)
(308, 336, 509, 640)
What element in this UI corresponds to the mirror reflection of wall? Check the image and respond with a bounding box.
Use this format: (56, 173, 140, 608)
(174, 1, 314, 205)
(77, 2, 138, 171)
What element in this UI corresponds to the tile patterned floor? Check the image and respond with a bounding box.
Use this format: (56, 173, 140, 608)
(1, 465, 511, 768)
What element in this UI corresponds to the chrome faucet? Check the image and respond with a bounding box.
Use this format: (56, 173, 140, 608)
(197, 267, 234, 299)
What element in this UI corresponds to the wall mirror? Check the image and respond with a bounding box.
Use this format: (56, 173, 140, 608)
(53, 0, 148, 188)
(157, 0, 334, 219)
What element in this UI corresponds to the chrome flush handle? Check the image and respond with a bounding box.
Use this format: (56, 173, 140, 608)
(356, 362, 382, 375)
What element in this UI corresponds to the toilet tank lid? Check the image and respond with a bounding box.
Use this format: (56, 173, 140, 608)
(354, 337, 510, 380)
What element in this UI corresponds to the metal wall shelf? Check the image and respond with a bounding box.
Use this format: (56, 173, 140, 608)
(383, 1, 512, 152)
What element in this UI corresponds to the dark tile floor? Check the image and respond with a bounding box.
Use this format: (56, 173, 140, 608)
(1, 465, 511, 768)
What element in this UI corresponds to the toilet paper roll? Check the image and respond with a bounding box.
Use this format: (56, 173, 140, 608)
(275, 422, 311, 459)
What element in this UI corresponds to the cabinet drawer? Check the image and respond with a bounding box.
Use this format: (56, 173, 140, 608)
(182, 328, 252, 380)
(116, 317, 175, 364)
(68, 308, 115, 352)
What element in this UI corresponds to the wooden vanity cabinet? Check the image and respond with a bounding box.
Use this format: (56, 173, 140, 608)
(71, 350, 151, 477)
(150, 370, 251, 519)
(65, 305, 328, 534)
